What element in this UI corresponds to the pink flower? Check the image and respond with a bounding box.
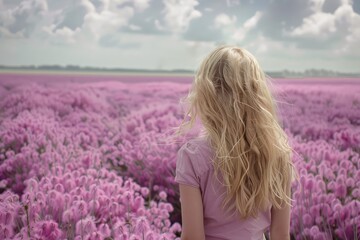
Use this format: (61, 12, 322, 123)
(98, 223, 111, 237)
(302, 213, 312, 226)
(135, 216, 149, 234)
(141, 187, 149, 197)
(159, 191, 167, 201)
(75, 216, 96, 236)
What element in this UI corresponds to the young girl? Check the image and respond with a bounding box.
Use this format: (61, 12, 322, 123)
(173, 45, 296, 240)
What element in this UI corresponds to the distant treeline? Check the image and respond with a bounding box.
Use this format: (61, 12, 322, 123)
(266, 69, 360, 78)
(0, 65, 359, 78)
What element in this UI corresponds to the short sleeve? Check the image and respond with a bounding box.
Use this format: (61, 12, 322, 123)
(174, 143, 200, 188)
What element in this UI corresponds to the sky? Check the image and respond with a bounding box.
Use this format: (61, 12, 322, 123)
(0, 0, 359, 72)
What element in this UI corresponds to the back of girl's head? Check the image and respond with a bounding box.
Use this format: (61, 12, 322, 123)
(193, 45, 270, 124)
(174, 45, 296, 219)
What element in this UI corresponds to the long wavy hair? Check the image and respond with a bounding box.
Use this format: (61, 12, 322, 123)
(172, 45, 296, 219)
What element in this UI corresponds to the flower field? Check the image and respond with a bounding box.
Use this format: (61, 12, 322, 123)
(0, 74, 359, 240)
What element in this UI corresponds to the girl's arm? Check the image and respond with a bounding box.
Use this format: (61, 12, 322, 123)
(179, 184, 206, 240)
(270, 177, 292, 240)
(270, 202, 291, 240)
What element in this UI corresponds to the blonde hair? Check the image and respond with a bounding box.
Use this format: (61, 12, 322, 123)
(171, 45, 296, 219)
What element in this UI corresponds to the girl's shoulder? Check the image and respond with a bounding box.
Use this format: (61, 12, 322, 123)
(183, 135, 212, 155)
(181, 136, 214, 171)
(175, 136, 214, 187)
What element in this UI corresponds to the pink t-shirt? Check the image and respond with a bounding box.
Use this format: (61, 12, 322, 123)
(175, 136, 271, 240)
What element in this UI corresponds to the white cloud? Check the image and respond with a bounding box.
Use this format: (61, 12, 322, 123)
(0, 0, 48, 37)
(288, 3, 360, 41)
(341, 0, 353, 4)
(1, 0, 146, 42)
(289, 12, 336, 38)
(335, 4, 360, 55)
(214, 13, 237, 29)
(212, 11, 263, 42)
(133, 0, 151, 12)
(80, 0, 96, 12)
(243, 11, 263, 30)
(159, 0, 202, 34)
(97, 0, 150, 12)
(335, 3, 358, 27)
(31, 0, 48, 11)
(40, 0, 135, 44)
(42, 24, 80, 44)
(244, 33, 294, 55)
(0, 26, 23, 38)
(232, 11, 262, 41)
(83, 7, 134, 40)
(308, 0, 325, 12)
